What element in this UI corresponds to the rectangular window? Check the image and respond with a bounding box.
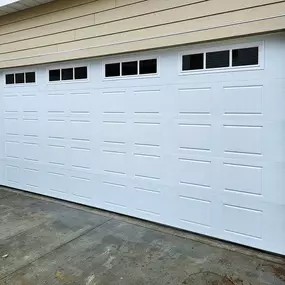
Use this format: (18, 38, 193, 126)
(5, 74, 14, 85)
(61, 68, 73, 81)
(15, 73, 25, 84)
(105, 63, 120, 77)
(75, 66, 88, 79)
(139, 59, 157, 74)
(49, 69, 60, 81)
(206, 50, 230, 69)
(232, 47, 259, 67)
(182, 53, 204, 71)
(25, 72, 36, 83)
(122, 61, 138, 76)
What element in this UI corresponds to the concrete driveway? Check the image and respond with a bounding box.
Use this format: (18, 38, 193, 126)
(0, 187, 284, 285)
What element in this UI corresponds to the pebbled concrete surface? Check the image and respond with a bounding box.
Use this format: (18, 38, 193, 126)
(0, 187, 284, 285)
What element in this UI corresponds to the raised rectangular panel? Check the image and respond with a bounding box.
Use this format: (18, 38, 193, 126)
(5, 140, 20, 159)
(23, 142, 40, 162)
(178, 88, 211, 114)
(102, 150, 127, 175)
(223, 204, 263, 239)
(6, 165, 20, 184)
(224, 163, 262, 195)
(178, 124, 211, 151)
(70, 92, 91, 114)
(133, 90, 161, 114)
(179, 158, 211, 187)
(70, 146, 91, 170)
(3, 94, 19, 113)
(47, 119, 66, 139)
(22, 118, 39, 137)
(102, 91, 126, 114)
(133, 122, 161, 147)
(103, 182, 127, 209)
(223, 86, 262, 114)
(134, 154, 161, 181)
(47, 143, 66, 166)
(224, 125, 262, 155)
(179, 196, 212, 227)
(102, 121, 127, 143)
(70, 175, 93, 200)
(4, 118, 19, 135)
(47, 93, 65, 114)
(135, 188, 161, 217)
(22, 94, 39, 114)
(47, 171, 67, 194)
(23, 167, 40, 189)
(70, 120, 91, 140)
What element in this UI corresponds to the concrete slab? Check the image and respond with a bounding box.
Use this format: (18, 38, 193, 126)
(0, 189, 284, 285)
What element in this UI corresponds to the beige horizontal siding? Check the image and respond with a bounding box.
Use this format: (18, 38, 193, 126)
(0, 0, 285, 68)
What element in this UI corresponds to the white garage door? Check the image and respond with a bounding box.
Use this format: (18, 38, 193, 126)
(0, 33, 284, 255)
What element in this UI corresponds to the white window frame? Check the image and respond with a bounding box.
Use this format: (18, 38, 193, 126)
(4, 69, 37, 87)
(179, 41, 264, 76)
(46, 62, 90, 84)
(103, 54, 160, 81)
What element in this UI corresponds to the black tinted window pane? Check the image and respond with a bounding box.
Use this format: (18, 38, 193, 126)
(6, 74, 14, 85)
(122, 61, 138, 76)
(75, 66, 87, 79)
(62, 68, 73, 80)
(25, 72, 35, 83)
(232, 47, 259, 67)
(105, 63, 120, 77)
(182, 53, 204, 71)
(49, 69, 60, 81)
(15, 73, 24, 84)
(139, 59, 157, 74)
(206, 50, 230, 69)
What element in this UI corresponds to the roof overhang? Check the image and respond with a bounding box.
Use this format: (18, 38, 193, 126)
(0, 0, 54, 16)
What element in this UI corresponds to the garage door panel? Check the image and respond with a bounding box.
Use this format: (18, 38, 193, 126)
(5, 140, 20, 160)
(69, 92, 91, 114)
(3, 94, 20, 113)
(178, 196, 212, 228)
(47, 141, 67, 167)
(177, 124, 212, 152)
(69, 170, 94, 200)
(103, 182, 129, 209)
(223, 85, 263, 115)
(223, 162, 262, 196)
(101, 150, 127, 175)
(223, 125, 263, 156)
(178, 158, 212, 188)
(177, 87, 212, 115)
(46, 119, 67, 139)
(69, 120, 92, 141)
(22, 164, 41, 192)
(1, 35, 285, 255)
(5, 162, 20, 186)
(46, 167, 69, 196)
(133, 154, 161, 181)
(132, 89, 162, 113)
(132, 122, 162, 147)
(177, 182, 213, 204)
(23, 141, 40, 163)
(102, 121, 127, 143)
(101, 90, 127, 113)
(134, 188, 161, 217)
(4, 118, 20, 136)
(223, 204, 263, 240)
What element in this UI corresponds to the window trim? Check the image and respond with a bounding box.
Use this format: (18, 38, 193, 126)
(4, 69, 37, 87)
(179, 41, 264, 75)
(103, 55, 160, 80)
(46, 63, 89, 84)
